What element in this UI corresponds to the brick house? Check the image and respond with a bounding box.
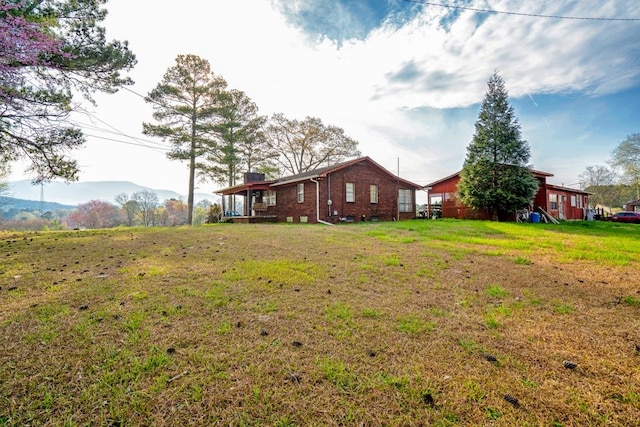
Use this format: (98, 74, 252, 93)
(624, 199, 640, 212)
(425, 169, 590, 221)
(215, 157, 422, 223)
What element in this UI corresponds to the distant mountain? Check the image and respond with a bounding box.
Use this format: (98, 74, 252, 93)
(6, 180, 215, 206)
(0, 196, 75, 214)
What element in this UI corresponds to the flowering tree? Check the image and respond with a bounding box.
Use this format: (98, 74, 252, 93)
(0, 2, 65, 97)
(68, 200, 119, 229)
(0, 0, 136, 181)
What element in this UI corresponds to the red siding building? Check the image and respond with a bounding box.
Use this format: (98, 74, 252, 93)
(624, 199, 640, 212)
(216, 157, 422, 224)
(425, 169, 590, 221)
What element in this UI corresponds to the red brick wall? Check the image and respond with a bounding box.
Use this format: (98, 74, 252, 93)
(267, 182, 316, 223)
(269, 161, 417, 223)
(318, 162, 416, 222)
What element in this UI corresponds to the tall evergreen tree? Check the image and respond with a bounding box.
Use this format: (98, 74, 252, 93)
(198, 89, 274, 211)
(143, 54, 227, 225)
(199, 89, 270, 187)
(457, 71, 538, 220)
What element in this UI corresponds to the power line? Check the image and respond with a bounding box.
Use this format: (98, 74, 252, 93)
(81, 132, 169, 153)
(121, 86, 148, 100)
(403, 0, 640, 21)
(72, 108, 173, 152)
(72, 117, 169, 149)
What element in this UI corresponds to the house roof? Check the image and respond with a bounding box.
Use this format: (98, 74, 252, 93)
(215, 156, 422, 195)
(545, 184, 591, 195)
(214, 181, 273, 196)
(424, 168, 554, 189)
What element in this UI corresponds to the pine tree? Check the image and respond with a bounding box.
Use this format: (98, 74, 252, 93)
(457, 71, 538, 220)
(143, 54, 227, 225)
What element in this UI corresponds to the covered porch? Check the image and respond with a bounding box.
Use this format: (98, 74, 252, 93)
(215, 178, 277, 223)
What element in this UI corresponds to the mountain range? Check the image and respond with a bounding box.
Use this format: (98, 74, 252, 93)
(6, 180, 215, 207)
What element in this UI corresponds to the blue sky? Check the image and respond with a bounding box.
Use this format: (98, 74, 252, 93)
(9, 0, 640, 201)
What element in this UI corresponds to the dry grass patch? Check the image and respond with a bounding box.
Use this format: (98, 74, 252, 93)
(0, 221, 639, 426)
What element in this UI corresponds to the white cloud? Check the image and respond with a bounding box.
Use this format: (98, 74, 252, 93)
(9, 0, 639, 200)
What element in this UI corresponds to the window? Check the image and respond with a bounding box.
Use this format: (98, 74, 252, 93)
(549, 193, 558, 210)
(346, 182, 355, 202)
(398, 189, 413, 212)
(370, 184, 378, 203)
(264, 190, 276, 206)
(297, 183, 304, 203)
(570, 195, 576, 207)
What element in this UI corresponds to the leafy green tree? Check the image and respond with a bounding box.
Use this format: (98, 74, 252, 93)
(611, 133, 640, 199)
(0, 0, 136, 181)
(584, 184, 634, 209)
(0, 163, 11, 203)
(266, 113, 361, 175)
(143, 54, 227, 225)
(457, 71, 538, 220)
(114, 192, 139, 226)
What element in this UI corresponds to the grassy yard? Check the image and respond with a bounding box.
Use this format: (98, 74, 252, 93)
(1, 220, 639, 426)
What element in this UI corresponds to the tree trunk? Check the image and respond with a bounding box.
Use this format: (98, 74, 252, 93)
(187, 113, 196, 225)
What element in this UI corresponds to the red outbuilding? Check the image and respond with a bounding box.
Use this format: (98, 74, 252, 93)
(425, 169, 590, 221)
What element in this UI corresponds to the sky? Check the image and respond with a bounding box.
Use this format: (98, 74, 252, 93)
(9, 0, 640, 204)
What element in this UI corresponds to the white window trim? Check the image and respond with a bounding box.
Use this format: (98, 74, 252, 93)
(297, 183, 304, 203)
(346, 182, 355, 203)
(370, 184, 378, 204)
(398, 189, 412, 212)
(264, 190, 276, 206)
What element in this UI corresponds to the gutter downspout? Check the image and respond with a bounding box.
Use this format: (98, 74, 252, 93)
(310, 178, 333, 226)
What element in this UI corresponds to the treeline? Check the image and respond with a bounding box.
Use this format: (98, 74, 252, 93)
(583, 185, 638, 210)
(0, 190, 220, 231)
(579, 134, 640, 209)
(67, 191, 217, 229)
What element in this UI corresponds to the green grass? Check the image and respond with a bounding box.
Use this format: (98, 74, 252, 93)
(486, 285, 509, 298)
(553, 301, 575, 314)
(0, 220, 639, 426)
(317, 357, 360, 391)
(397, 315, 435, 334)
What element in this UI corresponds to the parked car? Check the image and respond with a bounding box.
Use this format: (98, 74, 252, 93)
(611, 211, 640, 223)
(224, 210, 242, 217)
